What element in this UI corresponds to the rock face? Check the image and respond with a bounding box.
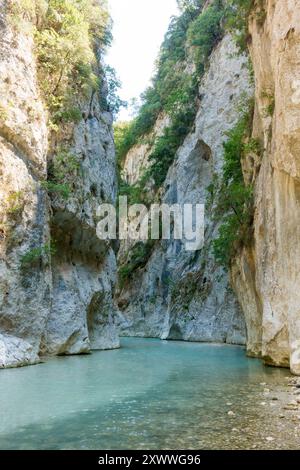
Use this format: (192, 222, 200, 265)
(117, 35, 250, 345)
(0, 4, 51, 367)
(0, 4, 119, 368)
(123, 114, 171, 185)
(231, 0, 300, 374)
(44, 98, 119, 355)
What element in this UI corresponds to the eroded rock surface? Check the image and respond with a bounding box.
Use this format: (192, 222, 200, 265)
(0, 4, 119, 368)
(231, 0, 300, 374)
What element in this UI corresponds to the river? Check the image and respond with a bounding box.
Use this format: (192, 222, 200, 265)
(0, 338, 298, 449)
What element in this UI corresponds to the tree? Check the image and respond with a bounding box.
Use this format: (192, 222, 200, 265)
(176, 0, 204, 13)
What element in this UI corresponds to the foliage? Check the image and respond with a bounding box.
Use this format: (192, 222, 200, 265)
(21, 242, 56, 268)
(225, 0, 266, 51)
(7, 0, 48, 29)
(176, 0, 204, 12)
(41, 181, 70, 199)
(148, 106, 196, 186)
(53, 106, 82, 124)
(49, 149, 80, 182)
(35, 0, 108, 124)
(147, 1, 224, 187)
(115, 2, 203, 165)
(0, 104, 9, 122)
(261, 91, 275, 117)
(13, 1, 111, 126)
(188, 0, 224, 74)
(118, 179, 147, 206)
(114, 121, 151, 204)
(211, 98, 259, 267)
(6, 191, 25, 219)
(42, 149, 80, 199)
(118, 241, 156, 288)
(225, 0, 254, 51)
(102, 65, 127, 118)
(114, 121, 132, 167)
(116, 1, 225, 195)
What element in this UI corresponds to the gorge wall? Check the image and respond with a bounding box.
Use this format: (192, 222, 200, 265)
(231, 0, 300, 375)
(0, 0, 119, 368)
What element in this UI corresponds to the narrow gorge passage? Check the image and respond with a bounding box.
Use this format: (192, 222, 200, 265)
(1, 0, 300, 454)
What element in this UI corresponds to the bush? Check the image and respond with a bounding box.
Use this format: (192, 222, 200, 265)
(102, 65, 127, 118)
(43, 149, 80, 199)
(21, 242, 56, 268)
(176, 0, 204, 13)
(148, 106, 196, 187)
(49, 149, 80, 182)
(6, 191, 25, 216)
(212, 182, 253, 266)
(32, 1, 111, 124)
(211, 98, 259, 268)
(41, 181, 71, 199)
(52, 107, 82, 124)
(118, 241, 156, 288)
(115, 2, 204, 164)
(188, 1, 224, 73)
(7, 0, 48, 29)
(261, 91, 275, 117)
(224, 0, 266, 51)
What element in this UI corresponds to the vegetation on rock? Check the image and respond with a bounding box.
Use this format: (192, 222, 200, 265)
(40, 148, 80, 199)
(118, 241, 156, 289)
(33, 0, 111, 127)
(21, 242, 56, 268)
(116, 0, 225, 194)
(210, 98, 261, 268)
(225, 0, 266, 51)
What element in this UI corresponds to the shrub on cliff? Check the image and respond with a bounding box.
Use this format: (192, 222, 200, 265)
(225, 0, 266, 51)
(188, 0, 224, 74)
(34, 0, 111, 127)
(212, 99, 260, 268)
(8, 1, 113, 127)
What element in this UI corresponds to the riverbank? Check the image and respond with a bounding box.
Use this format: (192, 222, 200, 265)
(218, 375, 300, 450)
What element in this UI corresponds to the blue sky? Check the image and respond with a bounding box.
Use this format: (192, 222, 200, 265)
(106, 0, 179, 120)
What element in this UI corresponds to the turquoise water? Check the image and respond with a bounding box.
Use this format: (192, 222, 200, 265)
(0, 338, 296, 449)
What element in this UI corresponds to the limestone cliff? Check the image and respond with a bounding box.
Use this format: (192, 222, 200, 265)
(231, 0, 300, 374)
(0, 0, 119, 368)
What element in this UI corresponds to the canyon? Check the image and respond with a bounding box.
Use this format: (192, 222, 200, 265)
(0, 0, 300, 377)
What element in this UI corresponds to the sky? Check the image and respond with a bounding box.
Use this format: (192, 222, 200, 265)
(106, 0, 179, 121)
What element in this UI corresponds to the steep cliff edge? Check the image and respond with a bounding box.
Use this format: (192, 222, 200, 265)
(0, 0, 119, 368)
(231, 0, 300, 374)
